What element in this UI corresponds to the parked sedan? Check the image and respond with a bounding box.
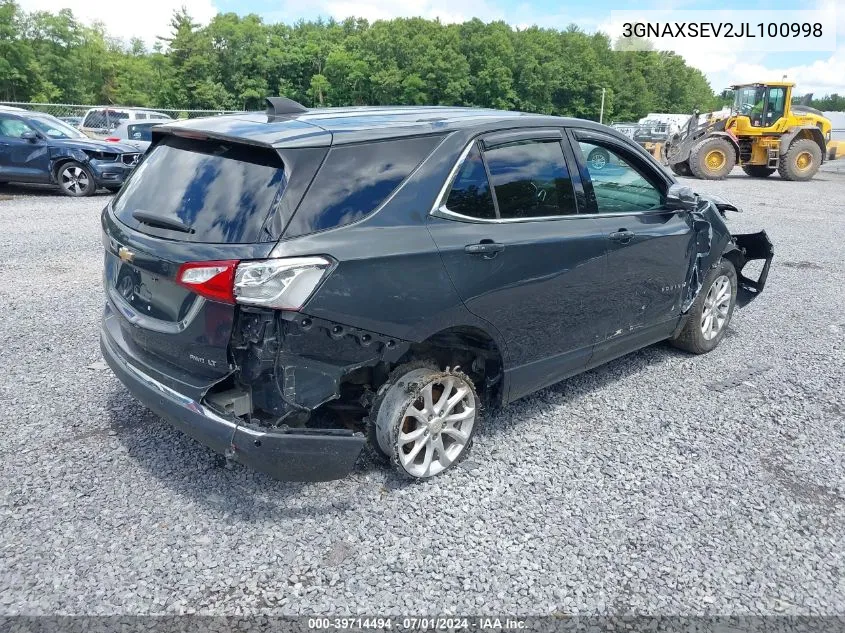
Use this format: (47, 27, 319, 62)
(100, 99, 773, 482)
(0, 110, 140, 196)
(104, 120, 163, 152)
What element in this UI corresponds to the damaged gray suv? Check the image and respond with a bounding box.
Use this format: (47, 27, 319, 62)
(100, 98, 773, 482)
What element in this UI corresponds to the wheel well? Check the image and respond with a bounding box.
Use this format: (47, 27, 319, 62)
(783, 127, 826, 156)
(404, 326, 505, 408)
(50, 157, 78, 182)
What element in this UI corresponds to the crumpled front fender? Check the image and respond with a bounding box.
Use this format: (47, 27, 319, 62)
(680, 196, 773, 311)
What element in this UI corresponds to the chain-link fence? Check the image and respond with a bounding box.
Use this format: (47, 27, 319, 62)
(0, 102, 245, 138)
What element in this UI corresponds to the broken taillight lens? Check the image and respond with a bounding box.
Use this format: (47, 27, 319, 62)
(175, 257, 333, 309)
(176, 260, 239, 304)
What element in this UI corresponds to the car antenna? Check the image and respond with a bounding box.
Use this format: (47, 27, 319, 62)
(265, 97, 308, 118)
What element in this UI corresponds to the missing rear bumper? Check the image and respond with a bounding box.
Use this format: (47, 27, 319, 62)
(101, 314, 365, 481)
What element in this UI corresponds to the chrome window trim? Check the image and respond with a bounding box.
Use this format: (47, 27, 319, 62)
(429, 136, 674, 224)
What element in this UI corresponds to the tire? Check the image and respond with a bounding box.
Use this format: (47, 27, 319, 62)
(670, 161, 692, 177)
(670, 259, 737, 355)
(689, 137, 736, 180)
(741, 165, 775, 178)
(778, 138, 822, 181)
(587, 147, 611, 170)
(370, 361, 480, 479)
(56, 161, 97, 197)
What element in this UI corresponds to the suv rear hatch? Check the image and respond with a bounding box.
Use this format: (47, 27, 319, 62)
(102, 134, 291, 392)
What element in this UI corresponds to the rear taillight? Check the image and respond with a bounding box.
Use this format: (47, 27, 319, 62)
(175, 257, 333, 309)
(234, 256, 333, 310)
(104, 137, 120, 142)
(176, 260, 238, 304)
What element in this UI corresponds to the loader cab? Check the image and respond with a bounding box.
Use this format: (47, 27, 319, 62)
(732, 82, 791, 130)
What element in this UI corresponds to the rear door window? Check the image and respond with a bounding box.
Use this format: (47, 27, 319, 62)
(284, 135, 443, 237)
(443, 144, 495, 219)
(482, 139, 577, 219)
(112, 136, 287, 243)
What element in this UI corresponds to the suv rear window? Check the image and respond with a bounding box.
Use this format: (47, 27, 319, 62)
(283, 135, 443, 237)
(112, 136, 286, 243)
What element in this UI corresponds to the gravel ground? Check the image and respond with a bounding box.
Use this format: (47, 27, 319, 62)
(0, 169, 844, 617)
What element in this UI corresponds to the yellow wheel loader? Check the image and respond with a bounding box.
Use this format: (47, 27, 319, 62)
(665, 82, 832, 181)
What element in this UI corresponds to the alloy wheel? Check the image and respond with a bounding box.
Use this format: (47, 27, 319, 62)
(700, 274, 732, 340)
(392, 374, 476, 478)
(61, 166, 90, 195)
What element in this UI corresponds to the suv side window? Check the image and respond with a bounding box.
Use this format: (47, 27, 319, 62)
(575, 140, 663, 214)
(444, 144, 495, 219)
(128, 123, 154, 141)
(135, 113, 147, 120)
(482, 139, 576, 219)
(284, 135, 444, 237)
(0, 116, 34, 138)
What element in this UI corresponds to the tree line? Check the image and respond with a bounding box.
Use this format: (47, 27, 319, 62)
(0, 0, 838, 122)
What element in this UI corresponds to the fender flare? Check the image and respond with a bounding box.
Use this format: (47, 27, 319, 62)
(779, 125, 826, 159)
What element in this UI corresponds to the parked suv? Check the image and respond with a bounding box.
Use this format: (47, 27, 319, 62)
(100, 98, 773, 482)
(0, 110, 141, 196)
(104, 120, 164, 152)
(81, 107, 170, 139)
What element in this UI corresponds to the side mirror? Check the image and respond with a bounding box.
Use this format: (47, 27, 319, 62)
(666, 183, 698, 210)
(21, 131, 39, 142)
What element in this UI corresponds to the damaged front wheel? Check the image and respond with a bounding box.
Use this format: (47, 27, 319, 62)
(371, 363, 479, 479)
(671, 259, 737, 354)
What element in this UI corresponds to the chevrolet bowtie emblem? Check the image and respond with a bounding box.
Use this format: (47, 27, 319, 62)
(118, 246, 135, 263)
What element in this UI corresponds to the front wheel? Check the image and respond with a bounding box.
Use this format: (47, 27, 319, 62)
(670, 259, 737, 354)
(370, 362, 479, 479)
(57, 161, 97, 197)
(689, 137, 736, 180)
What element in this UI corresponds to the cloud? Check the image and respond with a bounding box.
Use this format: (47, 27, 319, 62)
(17, 0, 845, 95)
(17, 0, 218, 45)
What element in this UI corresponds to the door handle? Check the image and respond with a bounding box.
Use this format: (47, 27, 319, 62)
(609, 229, 633, 244)
(464, 241, 505, 257)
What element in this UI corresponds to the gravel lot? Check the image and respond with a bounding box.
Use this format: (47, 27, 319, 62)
(1, 169, 843, 617)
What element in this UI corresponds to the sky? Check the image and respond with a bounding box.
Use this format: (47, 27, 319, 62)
(16, 0, 845, 96)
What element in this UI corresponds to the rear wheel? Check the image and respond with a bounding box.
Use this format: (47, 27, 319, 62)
(778, 138, 822, 181)
(57, 161, 96, 197)
(670, 259, 737, 355)
(587, 147, 611, 170)
(670, 161, 692, 177)
(741, 165, 775, 178)
(371, 362, 479, 479)
(689, 137, 736, 180)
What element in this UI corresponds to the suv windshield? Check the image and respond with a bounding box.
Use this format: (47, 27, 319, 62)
(112, 136, 287, 243)
(29, 115, 86, 139)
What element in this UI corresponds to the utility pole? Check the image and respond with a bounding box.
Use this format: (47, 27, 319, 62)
(599, 87, 606, 124)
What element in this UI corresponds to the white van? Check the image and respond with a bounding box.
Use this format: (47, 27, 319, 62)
(80, 107, 171, 138)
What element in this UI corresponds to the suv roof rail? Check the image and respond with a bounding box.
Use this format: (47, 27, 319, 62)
(265, 97, 308, 118)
